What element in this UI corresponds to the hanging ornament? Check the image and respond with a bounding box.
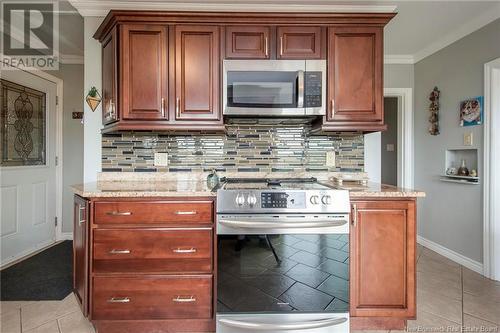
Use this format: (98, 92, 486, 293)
(85, 86, 101, 112)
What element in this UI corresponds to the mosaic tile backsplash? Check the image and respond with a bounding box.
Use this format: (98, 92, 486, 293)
(101, 125, 364, 173)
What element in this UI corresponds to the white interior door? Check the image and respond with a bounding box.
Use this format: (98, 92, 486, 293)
(1, 69, 57, 266)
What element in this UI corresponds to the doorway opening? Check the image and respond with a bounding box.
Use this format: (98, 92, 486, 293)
(381, 97, 398, 186)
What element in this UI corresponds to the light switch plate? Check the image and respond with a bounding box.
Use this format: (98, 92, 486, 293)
(464, 132, 473, 146)
(154, 152, 168, 167)
(386, 143, 395, 152)
(326, 150, 336, 167)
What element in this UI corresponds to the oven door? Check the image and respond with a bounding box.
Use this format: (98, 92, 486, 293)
(217, 214, 349, 332)
(223, 60, 305, 116)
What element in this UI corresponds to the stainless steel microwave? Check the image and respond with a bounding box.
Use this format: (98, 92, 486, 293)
(223, 60, 326, 117)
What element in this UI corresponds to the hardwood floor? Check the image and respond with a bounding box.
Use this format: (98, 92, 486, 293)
(1, 245, 498, 333)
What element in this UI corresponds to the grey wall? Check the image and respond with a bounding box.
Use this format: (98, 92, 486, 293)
(364, 64, 414, 183)
(381, 97, 398, 186)
(414, 18, 500, 263)
(42, 2, 84, 234)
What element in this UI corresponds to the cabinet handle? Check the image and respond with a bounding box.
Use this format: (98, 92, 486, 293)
(174, 211, 197, 215)
(331, 99, 335, 115)
(172, 296, 196, 303)
(175, 97, 180, 118)
(279, 36, 283, 56)
(109, 249, 131, 254)
(161, 97, 165, 117)
(172, 248, 197, 254)
(106, 211, 132, 216)
(107, 297, 130, 303)
(352, 204, 357, 227)
(78, 205, 85, 226)
(264, 37, 268, 57)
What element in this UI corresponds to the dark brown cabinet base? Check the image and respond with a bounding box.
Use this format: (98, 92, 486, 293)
(74, 196, 216, 333)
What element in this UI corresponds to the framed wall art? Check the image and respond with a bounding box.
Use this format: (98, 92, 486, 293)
(460, 96, 483, 126)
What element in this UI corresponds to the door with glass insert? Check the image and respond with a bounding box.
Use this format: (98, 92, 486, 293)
(0, 70, 57, 266)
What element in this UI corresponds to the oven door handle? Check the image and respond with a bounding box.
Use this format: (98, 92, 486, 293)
(218, 219, 347, 229)
(218, 317, 348, 331)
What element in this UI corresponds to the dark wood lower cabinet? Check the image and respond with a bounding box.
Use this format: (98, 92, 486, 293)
(350, 199, 416, 329)
(73, 195, 89, 316)
(74, 197, 216, 333)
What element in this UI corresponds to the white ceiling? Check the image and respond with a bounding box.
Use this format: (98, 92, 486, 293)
(68, 0, 500, 63)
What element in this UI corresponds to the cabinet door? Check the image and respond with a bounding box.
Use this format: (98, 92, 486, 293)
(73, 195, 89, 317)
(175, 25, 220, 121)
(102, 28, 118, 124)
(277, 26, 322, 59)
(225, 26, 270, 59)
(120, 24, 168, 120)
(350, 200, 416, 318)
(327, 27, 383, 122)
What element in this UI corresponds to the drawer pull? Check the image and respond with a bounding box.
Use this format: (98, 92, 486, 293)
(109, 249, 131, 254)
(106, 211, 132, 216)
(174, 211, 197, 215)
(107, 297, 130, 303)
(172, 248, 197, 254)
(172, 296, 196, 303)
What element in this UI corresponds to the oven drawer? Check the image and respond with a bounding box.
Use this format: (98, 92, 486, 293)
(94, 201, 214, 225)
(93, 228, 213, 273)
(92, 275, 213, 320)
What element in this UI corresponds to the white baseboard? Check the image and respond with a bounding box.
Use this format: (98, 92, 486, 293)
(0, 239, 56, 269)
(417, 235, 484, 275)
(59, 232, 73, 241)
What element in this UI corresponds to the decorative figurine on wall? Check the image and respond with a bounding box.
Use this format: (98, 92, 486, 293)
(428, 86, 440, 135)
(85, 86, 101, 112)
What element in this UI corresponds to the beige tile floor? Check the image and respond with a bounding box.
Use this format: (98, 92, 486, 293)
(1, 245, 499, 333)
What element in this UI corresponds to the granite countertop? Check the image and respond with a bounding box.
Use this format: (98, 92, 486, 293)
(72, 172, 425, 198)
(71, 180, 217, 198)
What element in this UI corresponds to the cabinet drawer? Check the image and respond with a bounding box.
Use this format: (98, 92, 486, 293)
(93, 228, 213, 273)
(92, 275, 213, 320)
(94, 201, 213, 225)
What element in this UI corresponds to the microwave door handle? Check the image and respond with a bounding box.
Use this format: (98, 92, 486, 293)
(297, 70, 304, 108)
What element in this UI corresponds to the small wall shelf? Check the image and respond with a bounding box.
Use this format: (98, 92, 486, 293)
(440, 148, 479, 185)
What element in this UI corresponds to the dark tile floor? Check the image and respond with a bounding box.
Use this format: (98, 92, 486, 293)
(217, 234, 349, 313)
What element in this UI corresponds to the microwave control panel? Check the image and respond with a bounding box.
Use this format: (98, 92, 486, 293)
(304, 72, 322, 107)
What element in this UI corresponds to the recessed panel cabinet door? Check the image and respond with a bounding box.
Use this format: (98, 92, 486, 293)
(277, 26, 322, 59)
(73, 195, 89, 317)
(350, 200, 416, 318)
(225, 26, 270, 59)
(327, 27, 383, 122)
(174, 25, 220, 121)
(120, 25, 168, 120)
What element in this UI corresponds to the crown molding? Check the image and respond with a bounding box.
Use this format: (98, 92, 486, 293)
(384, 54, 415, 65)
(413, 2, 500, 63)
(68, 0, 397, 17)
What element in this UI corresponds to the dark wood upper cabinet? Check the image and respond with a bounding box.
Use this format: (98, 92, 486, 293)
(174, 25, 220, 121)
(350, 200, 416, 319)
(277, 26, 323, 59)
(225, 26, 270, 59)
(101, 28, 118, 124)
(120, 24, 168, 120)
(321, 26, 385, 132)
(73, 195, 89, 317)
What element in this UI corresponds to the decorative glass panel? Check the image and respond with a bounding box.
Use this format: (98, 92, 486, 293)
(0, 79, 46, 166)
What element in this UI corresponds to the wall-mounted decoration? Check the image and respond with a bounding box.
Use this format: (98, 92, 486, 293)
(441, 148, 479, 185)
(72, 111, 84, 119)
(428, 86, 440, 135)
(85, 86, 101, 112)
(0, 79, 46, 166)
(460, 96, 483, 126)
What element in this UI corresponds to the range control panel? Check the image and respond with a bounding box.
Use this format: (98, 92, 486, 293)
(261, 192, 306, 209)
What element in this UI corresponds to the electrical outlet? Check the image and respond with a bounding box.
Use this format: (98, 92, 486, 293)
(154, 152, 168, 167)
(464, 132, 473, 146)
(326, 150, 336, 167)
